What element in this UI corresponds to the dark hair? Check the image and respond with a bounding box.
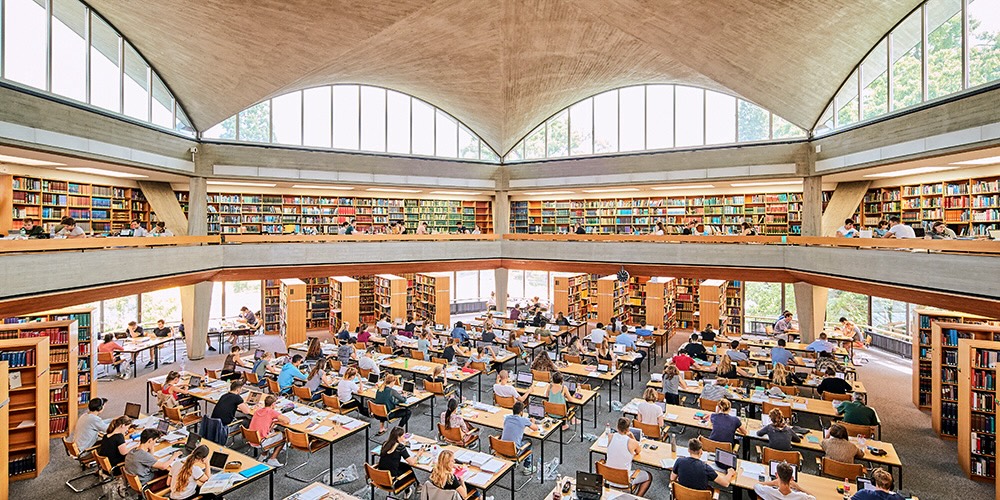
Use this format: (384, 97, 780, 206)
(889, 216, 900, 223)
(776, 461, 794, 483)
(777, 339, 787, 346)
(688, 438, 702, 452)
(264, 395, 277, 406)
(818, 350, 832, 358)
(107, 415, 132, 434)
(241, 306, 249, 312)
(165, 371, 180, 383)
(596, 323, 604, 329)
(444, 398, 459, 429)
(828, 423, 848, 440)
(616, 417, 629, 433)
(140, 428, 162, 444)
(103, 333, 114, 343)
(878, 220, 889, 228)
(88, 398, 105, 412)
(512, 401, 524, 415)
(231, 345, 241, 353)
(690, 333, 700, 341)
(291, 354, 303, 363)
(382, 426, 406, 455)
(783, 312, 792, 318)
(730, 340, 740, 349)
(844, 219, 855, 225)
(839, 317, 848, 323)
(455, 321, 464, 328)
(230, 379, 245, 391)
(63, 217, 77, 226)
(552, 371, 563, 384)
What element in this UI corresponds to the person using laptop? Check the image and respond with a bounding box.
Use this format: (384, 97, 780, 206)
(816, 367, 853, 396)
(336, 321, 353, 342)
(547, 372, 579, 429)
(99, 415, 133, 468)
(374, 373, 410, 434)
(168, 444, 211, 500)
(851, 468, 904, 500)
(754, 460, 815, 500)
(770, 339, 797, 367)
(756, 408, 801, 451)
(464, 345, 496, 371)
(594, 340, 617, 370)
(554, 312, 571, 326)
(707, 398, 747, 444)
(493, 370, 530, 404)
(251, 351, 272, 386)
(671, 438, 736, 492)
(806, 333, 836, 353)
(636, 388, 665, 429)
(882, 215, 916, 239)
(682, 333, 709, 361)
(502, 401, 540, 475)
(615, 327, 638, 350)
(413, 329, 430, 358)
(530, 350, 558, 373)
(337, 367, 368, 417)
(56, 217, 87, 238)
(212, 379, 259, 427)
(305, 358, 336, 400)
(441, 397, 479, 441)
(605, 417, 652, 496)
(70, 398, 110, 453)
(160, 371, 195, 410)
(589, 322, 607, 345)
(249, 395, 289, 467)
(220, 345, 249, 381)
(125, 428, 180, 490)
(700, 324, 718, 343)
(725, 339, 749, 362)
(928, 220, 957, 239)
(149, 221, 174, 237)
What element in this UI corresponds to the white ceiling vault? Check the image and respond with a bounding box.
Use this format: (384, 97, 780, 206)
(87, 0, 921, 155)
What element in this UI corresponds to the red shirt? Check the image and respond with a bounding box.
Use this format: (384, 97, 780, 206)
(672, 353, 694, 372)
(98, 341, 123, 353)
(357, 330, 371, 343)
(249, 406, 282, 436)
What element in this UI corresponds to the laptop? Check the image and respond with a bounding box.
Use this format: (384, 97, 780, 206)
(769, 460, 798, 481)
(188, 375, 202, 388)
(565, 381, 578, 394)
(628, 427, 643, 442)
(756, 364, 768, 376)
(119, 229, 133, 237)
(254, 349, 265, 361)
(181, 434, 201, 456)
(515, 371, 534, 388)
(124, 402, 142, 419)
(613, 344, 626, 354)
(527, 403, 545, 419)
(156, 419, 170, 433)
(402, 380, 415, 397)
(857, 477, 877, 492)
(435, 324, 445, 331)
(548, 325, 559, 332)
(715, 449, 737, 471)
(576, 471, 603, 500)
(597, 364, 610, 373)
(367, 372, 380, 385)
(912, 227, 926, 237)
(246, 392, 262, 406)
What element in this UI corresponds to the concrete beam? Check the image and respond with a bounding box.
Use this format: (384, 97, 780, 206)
(138, 181, 190, 236)
(821, 181, 871, 236)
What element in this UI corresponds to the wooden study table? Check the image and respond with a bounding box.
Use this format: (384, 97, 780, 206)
(556, 361, 624, 412)
(284, 482, 361, 500)
(715, 336, 851, 360)
(456, 400, 562, 483)
(578, 348, 645, 387)
(378, 355, 483, 399)
(542, 478, 649, 500)
(644, 380, 843, 419)
(517, 380, 601, 430)
(437, 326, 551, 361)
(117, 334, 181, 377)
(682, 362, 867, 399)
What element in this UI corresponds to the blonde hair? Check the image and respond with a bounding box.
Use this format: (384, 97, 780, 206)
(664, 364, 680, 379)
(771, 364, 790, 385)
(716, 398, 731, 413)
(379, 373, 399, 391)
(643, 388, 658, 402)
(872, 467, 893, 489)
(716, 355, 733, 376)
(430, 449, 455, 488)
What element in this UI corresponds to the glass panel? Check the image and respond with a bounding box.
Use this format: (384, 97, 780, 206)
(737, 100, 769, 142)
(834, 69, 859, 128)
(4, 0, 47, 89)
(523, 124, 545, 159)
(333, 85, 360, 149)
(224, 281, 261, 319)
(826, 289, 869, 324)
(508, 270, 525, 301)
(455, 271, 478, 300)
(772, 115, 803, 139)
(872, 297, 908, 335)
(524, 271, 548, 302)
(704, 91, 736, 145)
(593, 90, 619, 153)
(618, 86, 645, 152)
(480, 143, 499, 163)
(479, 270, 495, 303)
(123, 44, 149, 121)
(89, 14, 121, 112)
(386, 91, 411, 154)
(303, 86, 332, 148)
(238, 101, 270, 143)
(102, 295, 138, 332)
(546, 110, 569, 157)
(569, 98, 594, 156)
(926, 0, 963, 99)
(140, 288, 182, 325)
(174, 107, 195, 137)
(271, 91, 302, 145)
(744, 282, 784, 320)
(151, 74, 173, 128)
(50, 0, 87, 101)
(646, 85, 674, 149)
(435, 110, 458, 157)
(814, 104, 834, 136)
(968, 0, 1000, 87)
(861, 39, 888, 120)
(204, 115, 236, 140)
(674, 86, 704, 147)
(505, 143, 524, 162)
(411, 98, 435, 156)
(458, 126, 479, 159)
(360, 86, 386, 152)
(891, 9, 923, 110)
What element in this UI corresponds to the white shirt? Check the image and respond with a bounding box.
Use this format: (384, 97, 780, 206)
(169, 460, 205, 499)
(887, 223, 916, 239)
(590, 329, 606, 345)
(132, 226, 148, 237)
(376, 320, 393, 334)
(493, 383, 520, 398)
(605, 432, 635, 472)
(58, 226, 86, 237)
(637, 401, 664, 424)
(337, 379, 359, 402)
(753, 483, 816, 500)
(836, 226, 857, 237)
(358, 355, 380, 375)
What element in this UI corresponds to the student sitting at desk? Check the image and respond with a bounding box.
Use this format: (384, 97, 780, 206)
(71, 398, 110, 452)
(357, 324, 373, 344)
(838, 317, 865, 348)
(337, 367, 367, 416)
(873, 220, 890, 238)
(220, 346, 249, 381)
(126, 321, 145, 338)
(277, 354, 308, 394)
(377, 427, 419, 497)
(615, 328, 638, 350)
(770, 339, 797, 367)
(837, 393, 879, 426)
(56, 217, 87, 238)
(502, 401, 540, 475)
(510, 304, 522, 322)
(249, 395, 289, 467)
(465, 345, 496, 370)
(774, 312, 795, 340)
(700, 324, 717, 342)
(636, 388, 665, 429)
(358, 348, 381, 376)
(682, 333, 709, 361)
(335, 338, 354, 373)
(493, 369, 529, 403)
(662, 364, 681, 405)
(19, 218, 45, 238)
(125, 428, 179, 491)
(374, 374, 410, 434)
(98, 333, 129, 378)
(531, 350, 558, 372)
(672, 350, 694, 372)
(754, 460, 815, 500)
(823, 423, 864, 464)
(402, 316, 417, 337)
(814, 351, 840, 375)
(431, 449, 478, 499)
(595, 340, 617, 368)
(251, 351, 271, 385)
(806, 332, 836, 353)
(441, 338, 457, 363)
(547, 372, 579, 429)
(305, 358, 335, 400)
(837, 218, 858, 238)
(851, 468, 904, 500)
(700, 377, 736, 402)
(441, 397, 479, 440)
(769, 363, 804, 389)
(451, 321, 470, 343)
(589, 323, 607, 344)
(606, 416, 653, 496)
(554, 312, 570, 326)
(713, 354, 743, 379)
(415, 330, 432, 358)
(212, 380, 258, 427)
(376, 315, 393, 336)
(530, 310, 548, 328)
(160, 371, 196, 409)
(150, 221, 174, 237)
(336, 321, 352, 342)
(480, 326, 497, 345)
(882, 215, 916, 239)
(707, 398, 747, 444)
(152, 319, 172, 338)
(671, 438, 736, 491)
(725, 340, 749, 362)
(168, 444, 211, 500)
(565, 333, 585, 356)
(99, 415, 133, 468)
(756, 408, 801, 451)
(816, 367, 853, 396)
(928, 220, 956, 239)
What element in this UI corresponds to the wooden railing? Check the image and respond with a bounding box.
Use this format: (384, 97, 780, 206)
(0, 235, 220, 253)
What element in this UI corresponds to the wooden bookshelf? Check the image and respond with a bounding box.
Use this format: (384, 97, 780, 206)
(0, 320, 78, 438)
(262, 280, 282, 334)
(857, 176, 1000, 237)
(413, 273, 451, 326)
(355, 275, 376, 323)
(913, 309, 1000, 411)
(592, 275, 629, 325)
(4, 174, 154, 234)
(0, 336, 50, 481)
(1, 360, 9, 498)
(643, 277, 677, 332)
(373, 274, 407, 323)
(957, 335, 1000, 481)
(552, 273, 590, 322)
(725, 281, 744, 335)
(675, 278, 699, 331)
(932, 322, 1000, 439)
(330, 277, 360, 333)
(697, 279, 728, 331)
(304, 278, 331, 330)
(280, 279, 307, 347)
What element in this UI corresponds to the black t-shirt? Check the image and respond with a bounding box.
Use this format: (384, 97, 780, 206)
(681, 228, 693, 235)
(152, 327, 171, 337)
(673, 455, 717, 491)
(442, 474, 461, 490)
(817, 376, 853, 395)
(443, 345, 456, 362)
(100, 433, 127, 466)
(377, 444, 411, 478)
(481, 331, 496, 343)
(212, 392, 244, 425)
(685, 342, 708, 360)
(701, 330, 716, 342)
(404, 322, 417, 332)
(575, 227, 586, 235)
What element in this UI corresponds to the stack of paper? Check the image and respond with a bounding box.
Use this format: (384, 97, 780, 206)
(464, 471, 493, 486)
(287, 414, 310, 426)
(595, 434, 609, 448)
(469, 452, 492, 467)
(311, 425, 332, 435)
(294, 484, 329, 500)
(153, 447, 176, 458)
(660, 458, 676, 469)
(480, 458, 505, 473)
(344, 420, 365, 430)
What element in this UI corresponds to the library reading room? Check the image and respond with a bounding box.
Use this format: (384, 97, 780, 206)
(2, 1, 1000, 500)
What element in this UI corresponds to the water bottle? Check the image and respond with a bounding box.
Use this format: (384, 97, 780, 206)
(404, 358, 409, 369)
(180, 357, 186, 374)
(858, 434, 867, 448)
(670, 433, 677, 454)
(605, 422, 611, 438)
(842, 478, 851, 499)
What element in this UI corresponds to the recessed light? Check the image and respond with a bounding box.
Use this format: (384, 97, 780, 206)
(0, 154, 65, 166)
(651, 184, 715, 191)
(951, 155, 1000, 166)
(522, 191, 574, 195)
(730, 180, 803, 187)
(56, 167, 147, 178)
(582, 188, 641, 193)
(291, 184, 354, 190)
(863, 167, 959, 178)
(206, 180, 276, 187)
(366, 188, 422, 193)
(430, 191, 482, 195)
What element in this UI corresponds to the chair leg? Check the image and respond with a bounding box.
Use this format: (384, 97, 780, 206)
(284, 447, 329, 483)
(511, 457, 533, 491)
(64, 466, 103, 493)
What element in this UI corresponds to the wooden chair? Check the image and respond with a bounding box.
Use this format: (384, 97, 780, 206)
(564, 354, 582, 364)
(329, 359, 343, 372)
(438, 423, 480, 450)
(469, 361, 492, 378)
(508, 346, 523, 359)
(379, 346, 394, 355)
(682, 370, 698, 380)
(124, 470, 169, 499)
(595, 460, 640, 494)
(205, 368, 221, 379)
(543, 401, 578, 442)
(698, 435, 735, 454)
(368, 400, 404, 434)
(163, 405, 201, 430)
(62, 438, 102, 492)
(322, 394, 358, 416)
(431, 357, 449, 365)
(631, 419, 665, 442)
(144, 489, 169, 500)
(240, 425, 284, 460)
(266, 378, 281, 395)
(292, 385, 315, 405)
(410, 351, 426, 361)
(769, 384, 799, 396)
(531, 369, 551, 383)
(671, 481, 717, 500)
(489, 435, 533, 491)
(494, 393, 516, 409)
(96, 351, 119, 380)
(759, 446, 802, 466)
(358, 368, 372, 379)
(354, 342, 366, 350)
(817, 456, 865, 481)
(93, 452, 122, 480)
(245, 372, 261, 386)
(364, 462, 416, 499)
(762, 401, 792, 420)
(284, 428, 331, 482)
(822, 391, 851, 402)
(698, 398, 719, 411)
(839, 421, 878, 439)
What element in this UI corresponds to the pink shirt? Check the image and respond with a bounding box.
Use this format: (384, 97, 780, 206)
(249, 406, 282, 436)
(98, 341, 123, 353)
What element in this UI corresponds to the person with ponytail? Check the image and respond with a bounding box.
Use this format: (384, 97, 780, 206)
(441, 397, 478, 440)
(851, 468, 904, 500)
(707, 398, 746, 444)
(429, 449, 476, 499)
(98, 415, 133, 468)
(374, 373, 410, 434)
(168, 444, 210, 499)
(376, 426, 418, 495)
(755, 408, 801, 451)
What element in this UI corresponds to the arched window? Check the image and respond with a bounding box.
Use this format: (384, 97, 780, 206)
(815, 0, 1000, 135)
(1, 0, 193, 136)
(203, 85, 500, 163)
(504, 84, 805, 162)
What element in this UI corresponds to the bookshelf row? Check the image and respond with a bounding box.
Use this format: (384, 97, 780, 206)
(859, 176, 1000, 236)
(956, 337, 1000, 482)
(412, 273, 451, 327)
(912, 309, 1000, 412)
(0, 336, 50, 481)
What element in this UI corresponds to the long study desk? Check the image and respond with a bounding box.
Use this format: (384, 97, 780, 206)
(517, 380, 601, 430)
(556, 361, 624, 412)
(116, 334, 181, 377)
(284, 482, 361, 499)
(456, 400, 562, 483)
(645, 379, 843, 419)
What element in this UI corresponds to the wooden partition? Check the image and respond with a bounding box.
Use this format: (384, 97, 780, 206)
(330, 276, 360, 333)
(280, 279, 307, 347)
(956, 336, 1000, 481)
(697, 279, 728, 331)
(373, 274, 407, 323)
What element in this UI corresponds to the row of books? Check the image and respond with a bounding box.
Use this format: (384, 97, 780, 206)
(971, 432, 997, 456)
(0, 348, 36, 368)
(971, 457, 996, 478)
(49, 416, 69, 435)
(941, 402, 960, 436)
(50, 368, 69, 385)
(51, 386, 69, 403)
(970, 414, 996, 434)
(9, 454, 37, 477)
(975, 349, 1000, 369)
(0, 328, 69, 344)
(972, 370, 996, 390)
(971, 392, 996, 411)
(79, 390, 92, 404)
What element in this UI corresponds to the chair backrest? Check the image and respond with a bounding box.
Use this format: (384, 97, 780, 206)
(564, 354, 582, 364)
(292, 385, 313, 402)
(469, 361, 488, 373)
(379, 346, 393, 355)
(839, 421, 877, 439)
(322, 394, 343, 412)
(770, 384, 798, 396)
(698, 435, 733, 453)
(762, 447, 802, 466)
(494, 394, 515, 409)
(820, 456, 865, 481)
(123, 470, 144, 493)
(822, 391, 851, 402)
(438, 423, 465, 445)
(364, 462, 395, 490)
(682, 370, 697, 380)
(423, 380, 445, 396)
(598, 359, 614, 370)
(149, 380, 164, 394)
(762, 401, 792, 419)
(240, 425, 263, 447)
(62, 437, 81, 458)
(508, 346, 522, 356)
(543, 400, 568, 418)
(144, 489, 169, 500)
(284, 428, 311, 451)
(368, 400, 389, 418)
(632, 419, 662, 441)
(698, 398, 718, 411)
(488, 435, 518, 458)
(358, 368, 372, 379)
(97, 351, 115, 365)
(671, 481, 714, 500)
(266, 378, 281, 394)
(420, 479, 462, 500)
(411, 351, 425, 361)
(432, 357, 448, 366)
(531, 369, 551, 382)
(595, 460, 632, 491)
(245, 372, 261, 385)
(94, 452, 114, 474)
(329, 359, 343, 372)
(163, 405, 183, 422)
(205, 368, 220, 379)
(354, 342, 366, 350)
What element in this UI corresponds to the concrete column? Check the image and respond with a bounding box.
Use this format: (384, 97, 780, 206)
(187, 177, 208, 236)
(793, 281, 828, 343)
(494, 268, 509, 314)
(801, 176, 823, 237)
(493, 190, 510, 234)
(180, 281, 213, 360)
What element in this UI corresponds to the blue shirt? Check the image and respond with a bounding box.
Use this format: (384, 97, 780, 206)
(451, 327, 469, 342)
(771, 347, 793, 366)
(851, 490, 904, 500)
(277, 363, 307, 391)
(726, 349, 748, 362)
(501, 414, 532, 447)
(806, 340, 835, 352)
(615, 333, 636, 348)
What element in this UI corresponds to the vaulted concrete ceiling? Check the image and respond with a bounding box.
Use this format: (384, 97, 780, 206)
(89, 0, 921, 155)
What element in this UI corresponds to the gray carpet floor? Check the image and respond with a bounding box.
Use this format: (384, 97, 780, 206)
(10, 322, 989, 500)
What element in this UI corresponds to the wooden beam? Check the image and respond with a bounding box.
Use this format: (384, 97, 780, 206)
(137, 181, 191, 236)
